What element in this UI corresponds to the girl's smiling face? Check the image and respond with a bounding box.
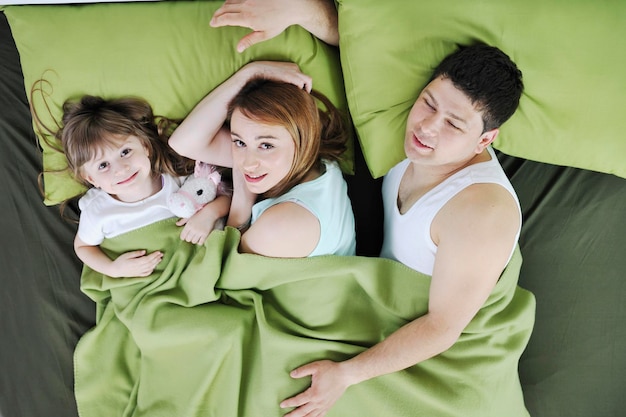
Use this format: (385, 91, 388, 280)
(80, 135, 159, 202)
(230, 109, 296, 195)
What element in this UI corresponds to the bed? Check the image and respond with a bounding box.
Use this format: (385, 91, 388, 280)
(0, 1, 625, 417)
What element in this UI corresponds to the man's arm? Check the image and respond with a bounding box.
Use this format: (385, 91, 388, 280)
(280, 183, 521, 416)
(210, 0, 338, 53)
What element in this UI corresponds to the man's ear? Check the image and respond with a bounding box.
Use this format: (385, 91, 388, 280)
(475, 128, 499, 153)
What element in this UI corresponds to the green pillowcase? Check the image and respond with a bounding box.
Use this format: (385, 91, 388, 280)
(3, 1, 350, 205)
(337, 0, 626, 178)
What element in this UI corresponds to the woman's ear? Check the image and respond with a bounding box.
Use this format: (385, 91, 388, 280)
(475, 128, 499, 153)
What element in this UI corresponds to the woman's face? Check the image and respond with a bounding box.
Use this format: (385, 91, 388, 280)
(229, 109, 296, 195)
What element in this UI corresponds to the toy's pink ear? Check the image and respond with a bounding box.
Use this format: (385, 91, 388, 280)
(194, 161, 215, 178)
(194, 161, 221, 186)
(207, 171, 221, 187)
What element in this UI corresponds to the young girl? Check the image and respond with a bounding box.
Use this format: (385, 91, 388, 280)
(169, 61, 355, 257)
(54, 95, 231, 277)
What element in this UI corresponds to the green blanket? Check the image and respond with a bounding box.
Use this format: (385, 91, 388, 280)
(74, 219, 535, 417)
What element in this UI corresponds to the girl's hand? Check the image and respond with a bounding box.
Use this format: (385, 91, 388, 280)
(177, 216, 213, 245)
(177, 210, 219, 245)
(110, 250, 163, 278)
(178, 195, 232, 245)
(240, 61, 312, 92)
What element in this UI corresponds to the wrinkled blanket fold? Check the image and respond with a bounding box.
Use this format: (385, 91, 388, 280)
(75, 218, 534, 417)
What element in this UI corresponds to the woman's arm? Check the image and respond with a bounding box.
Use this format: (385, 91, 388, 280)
(239, 202, 320, 257)
(74, 235, 163, 278)
(168, 61, 312, 166)
(210, 0, 338, 53)
(225, 163, 320, 257)
(225, 165, 257, 231)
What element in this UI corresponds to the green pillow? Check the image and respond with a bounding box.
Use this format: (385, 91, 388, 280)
(2, 1, 350, 205)
(337, 0, 626, 178)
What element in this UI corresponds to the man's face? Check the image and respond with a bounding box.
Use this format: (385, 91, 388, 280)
(404, 76, 496, 168)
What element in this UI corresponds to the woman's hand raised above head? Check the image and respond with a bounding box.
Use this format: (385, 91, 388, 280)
(169, 60, 310, 167)
(239, 61, 312, 93)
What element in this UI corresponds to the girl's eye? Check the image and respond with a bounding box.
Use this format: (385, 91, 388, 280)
(98, 162, 109, 170)
(120, 148, 132, 157)
(260, 142, 274, 150)
(232, 139, 245, 148)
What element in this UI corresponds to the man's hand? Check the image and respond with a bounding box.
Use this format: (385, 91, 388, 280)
(210, 0, 338, 53)
(211, 0, 293, 53)
(280, 360, 351, 417)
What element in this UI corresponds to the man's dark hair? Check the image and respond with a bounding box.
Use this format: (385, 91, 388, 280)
(431, 44, 523, 132)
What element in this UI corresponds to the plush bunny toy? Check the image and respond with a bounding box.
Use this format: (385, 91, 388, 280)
(167, 161, 222, 219)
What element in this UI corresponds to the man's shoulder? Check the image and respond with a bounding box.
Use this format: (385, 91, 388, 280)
(446, 182, 518, 218)
(435, 183, 520, 250)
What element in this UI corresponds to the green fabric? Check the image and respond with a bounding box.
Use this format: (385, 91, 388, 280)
(2, 1, 351, 205)
(337, 0, 626, 178)
(75, 219, 535, 417)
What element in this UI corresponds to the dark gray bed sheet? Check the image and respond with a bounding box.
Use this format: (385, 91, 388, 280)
(0, 13, 95, 417)
(503, 157, 626, 417)
(1, 11, 625, 417)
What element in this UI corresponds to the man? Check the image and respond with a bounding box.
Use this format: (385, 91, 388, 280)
(280, 44, 525, 417)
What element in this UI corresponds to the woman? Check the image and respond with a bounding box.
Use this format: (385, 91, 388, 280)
(169, 61, 355, 257)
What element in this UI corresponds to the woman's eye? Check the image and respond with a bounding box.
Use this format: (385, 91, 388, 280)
(260, 142, 274, 150)
(232, 139, 245, 148)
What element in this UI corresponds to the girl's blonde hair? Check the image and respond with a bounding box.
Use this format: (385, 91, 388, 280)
(57, 95, 193, 187)
(226, 78, 348, 199)
(30, 84, 195, 218)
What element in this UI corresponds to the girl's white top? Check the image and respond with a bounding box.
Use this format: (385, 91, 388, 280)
(77, 174, 182, 245)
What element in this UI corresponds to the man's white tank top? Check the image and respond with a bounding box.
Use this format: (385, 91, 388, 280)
(380, 147, 521, 275)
